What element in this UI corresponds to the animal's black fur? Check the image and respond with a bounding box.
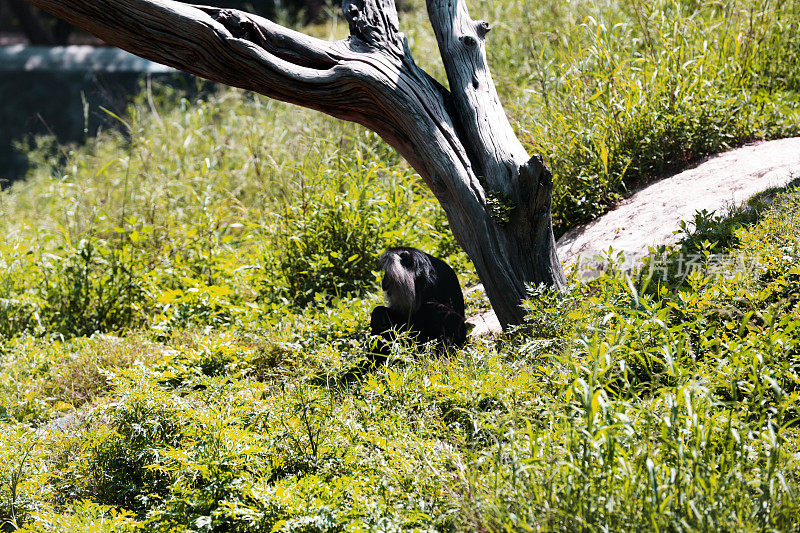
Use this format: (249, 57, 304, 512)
(370, 247, 467, 354)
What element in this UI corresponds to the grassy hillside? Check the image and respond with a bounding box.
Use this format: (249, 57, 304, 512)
(1, 0, 800, 530)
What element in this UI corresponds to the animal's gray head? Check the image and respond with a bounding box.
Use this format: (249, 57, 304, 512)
(380, 248, 418, 315)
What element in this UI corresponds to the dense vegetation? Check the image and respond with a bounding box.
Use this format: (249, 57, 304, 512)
(1, 0, 799, 530)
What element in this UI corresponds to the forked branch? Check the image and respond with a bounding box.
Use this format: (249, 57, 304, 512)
(193, 7, 340, 69)
(342, 0, 404, 53)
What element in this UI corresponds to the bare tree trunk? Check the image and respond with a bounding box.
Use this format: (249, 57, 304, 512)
(24, 0, 566, 329)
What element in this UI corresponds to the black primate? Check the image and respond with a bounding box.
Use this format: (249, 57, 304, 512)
(370, 247, 467, 353)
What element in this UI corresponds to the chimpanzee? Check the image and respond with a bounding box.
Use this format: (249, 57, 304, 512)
(370, 247, 467, 354)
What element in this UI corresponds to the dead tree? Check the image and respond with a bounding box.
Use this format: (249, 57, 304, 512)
(24, 0, 566, 329)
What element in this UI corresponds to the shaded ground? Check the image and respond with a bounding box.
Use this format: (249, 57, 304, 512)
(468, 137, 800, 335)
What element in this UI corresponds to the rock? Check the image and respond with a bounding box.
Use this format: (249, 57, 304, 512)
(557, 138, 800, 270)
(467, 307, 501, 337)
(468, 137, 800, 335)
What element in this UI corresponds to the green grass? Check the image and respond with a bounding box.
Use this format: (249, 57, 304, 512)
(478, 0, 800, 234)
(0, 0, 799, 530)
(3, 189, 800, 530)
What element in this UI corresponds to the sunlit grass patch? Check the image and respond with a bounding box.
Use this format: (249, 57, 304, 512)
(0, 0, 799, 529)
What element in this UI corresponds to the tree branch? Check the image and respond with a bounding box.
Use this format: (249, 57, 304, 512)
(427, 0, 528, 193)
(23, 0, 364, 115)
(342, 0, 404, 54)
(193, 6, 339, 69)
(22, 0, 449, 162)
(24, 0, 566, 329)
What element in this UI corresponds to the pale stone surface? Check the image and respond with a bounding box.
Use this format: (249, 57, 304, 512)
(558, 137, 800, 268)
(467, 309, 502, 337)
(469, 137, 800, 335)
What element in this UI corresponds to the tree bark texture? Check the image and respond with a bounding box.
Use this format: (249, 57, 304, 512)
(24, 0, 566, 329)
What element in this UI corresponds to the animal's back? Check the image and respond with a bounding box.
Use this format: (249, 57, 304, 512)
(424, 253, 465, 316)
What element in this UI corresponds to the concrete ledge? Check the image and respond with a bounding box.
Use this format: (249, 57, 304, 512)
(1, 45, 204, 184)
(0, 45, 176, 72)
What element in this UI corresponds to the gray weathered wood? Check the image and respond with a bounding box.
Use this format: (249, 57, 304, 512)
(25, 0, 566, 329)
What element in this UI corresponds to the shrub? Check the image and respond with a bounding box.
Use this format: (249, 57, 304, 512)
(0, 238, 151, 339)
(55, 379, 187, 513)
(0, 426, 47, 532)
